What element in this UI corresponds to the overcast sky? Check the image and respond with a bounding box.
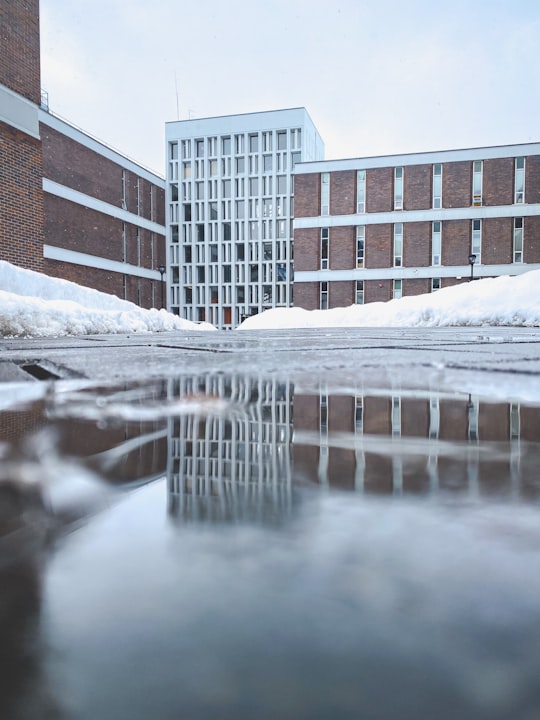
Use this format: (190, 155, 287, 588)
(40, 0, 540, 176)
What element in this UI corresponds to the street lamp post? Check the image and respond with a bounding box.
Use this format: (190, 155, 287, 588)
(158, 265, 166, 308)
(468, 254, 476, 282)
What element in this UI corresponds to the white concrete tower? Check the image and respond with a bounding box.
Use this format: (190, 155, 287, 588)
(165, 108, 324, 329)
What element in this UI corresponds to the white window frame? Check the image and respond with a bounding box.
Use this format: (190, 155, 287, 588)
(433, 163, 442, 209)
(432, 220, 442, 266)
(472, 160, 483, 206)
(320, 281, 328, 310)
(515, 157, 525, 204)
(356, 226, 365, 268)
(393, 278, 402, 299)
(357, 170, 366, 213)
(472, 219, 482, 261)
(513, 217, 523, 263)
(394, 167, 403, 210)
(356, 280, 364, 305)
(321, 228, 329, 270)
(321, 172, 330, 215)
(393, 223, 403, 267)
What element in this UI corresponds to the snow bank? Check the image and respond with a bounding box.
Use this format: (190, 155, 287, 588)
(0, 261, 215, 337)
(238, 271, 540, 330)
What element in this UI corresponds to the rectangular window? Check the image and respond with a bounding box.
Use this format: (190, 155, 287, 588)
(181, 140, 191, 159)
(249, 177, 258, 196)
(432, 221, 442, 265)
(170, 142, 178, 160)
(235, 134, 245, 154)
(393, 223, 403, 267)
(208, 159, 218, 176)
(263, 154, 273, 172)
(222, 179, 231, 198)
(249, 134, 258, 153)
(431, 278, 441, 292)
(222, 136, 231, 155)
(515, 157, 525, 204)
(207, 137, 217, 156)
(472, 219, 482, 261)
(356, 280, 364, 305)
(320, 281, 328, 310)
(433, 163, 442, 209)
(321, 172, 330, 215)
(195, 139, 204, 157)
(236, 157, 245, 174)
(393, 279, 402, 299)
(262, 131, 272, 152)
(394, 167, 403, 210)
(277, 175, 287, 194)
(513, 217, 523, 262)
(321, 228, 329, 270)
(357, 170, 366, 213)
(277, 131, 287, 150)
(356, 226, 365, 268)
(472, 160, 483, 206)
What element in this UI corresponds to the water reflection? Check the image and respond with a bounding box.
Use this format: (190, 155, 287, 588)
(0, 375, 540, 718)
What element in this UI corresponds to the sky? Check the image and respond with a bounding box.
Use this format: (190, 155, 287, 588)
(39, 0, 540, 176)
(1, 260, 539, 337)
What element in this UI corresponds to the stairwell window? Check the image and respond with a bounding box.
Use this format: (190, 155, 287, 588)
(321, 173, 330, 215)
(433, 163, 442, 208)
(472, 160, 483, 206)
(394, 167, 403, 210)
(513, 217, 523, 263)
(393, 279, 402, 299)
(321, 228, 329, 270)
(356, 280, 364, 305)
(515, 157, 525, 204)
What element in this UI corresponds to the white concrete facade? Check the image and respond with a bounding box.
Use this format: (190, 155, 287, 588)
(165, 108, 324, 329)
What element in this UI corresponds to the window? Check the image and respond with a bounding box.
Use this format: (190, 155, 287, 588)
(249, 177, 258, 196)
(182, 162, 191, 179)
(263, 155, 272, 172)
(291, 152, 301, 167)
(356, 226, 365, 268)
(235, 134, 245, 154)
(431, 277, 441, 292)
(472, 160, 483, 206)
(320, 281, 328, 310)
(169, 142, 178, 160)
(236, 157, 245, 173)
(356, 280, 364, 305)
(321, 228, 329, 270)
(514, 217, 523, 262)
(249, 134, 258, 153)
(394, 167, 403, 210)
(222, 136, 231, 155)
(207, 137, 217, 156)
(393, 223, 403, 267)
(321, 172, 330, 215)
(515, 157, 525, 203)
(433, 163, 442, 208)
(262, 131, 272, 152)
(356, 170, 366, 213)
(393, 279, 402, 299)
(472, 219, 482, 261)
(277, 175, 287, 194)
(181, 140, 191, 158)
(208, 159, 218, 176)
(277, 131, 287, 150)
(195, 139, 204, 157)
(222, 179, 231, 198)
(432, 221, 442, 265)
(290, 128, 302, 149)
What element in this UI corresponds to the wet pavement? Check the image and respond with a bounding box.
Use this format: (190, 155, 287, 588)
(0, 328, 539, 719)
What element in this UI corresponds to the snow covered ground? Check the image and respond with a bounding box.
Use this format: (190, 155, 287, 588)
(1, 261, 539, 337)
(0, 261, 215, 337)
(239, 270, 540, 330)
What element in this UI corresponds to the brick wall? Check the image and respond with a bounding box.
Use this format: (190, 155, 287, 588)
(526, 155, 540, 204)
(525, 216, 540, 263)
(404, 164, 431, 210)
(403, 221, 431, 267)
(293, 173, 320, 217)
(482, 217, 512, 264)
(442, 219, 470, 265)
(293, 228, 319, 271)
(0, 121, 44, 271)
(293, 281, 319, 310)
(443, 161, 471, 208)
(329, 280, 353, 308)
(483, 157, 513, 206)
(403, 278, 430, 296)
(366, 279, 391, 303)
(365, 223, 391, 267)
(0, 0, 40, 104)
(366, 167, 393, 212)
(329, 170, 355, 215)
(329, 226, 354, 270)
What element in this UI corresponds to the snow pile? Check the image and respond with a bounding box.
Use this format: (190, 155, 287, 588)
(0, 261, 215, 337)
(239, 271, 540, 330)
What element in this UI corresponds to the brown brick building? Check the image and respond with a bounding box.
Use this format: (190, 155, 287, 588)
(293, 146, 540, 309)
(0, 0, 166, 308)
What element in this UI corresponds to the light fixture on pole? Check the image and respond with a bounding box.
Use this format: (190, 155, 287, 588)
(468, 254, 476, 282)
(158, 265, 166, 308)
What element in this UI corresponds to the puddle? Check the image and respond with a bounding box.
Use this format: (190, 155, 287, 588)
(0, 374, 539, 719)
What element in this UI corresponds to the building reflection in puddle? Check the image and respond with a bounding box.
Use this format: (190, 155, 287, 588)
(165, 375, 540, 522)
